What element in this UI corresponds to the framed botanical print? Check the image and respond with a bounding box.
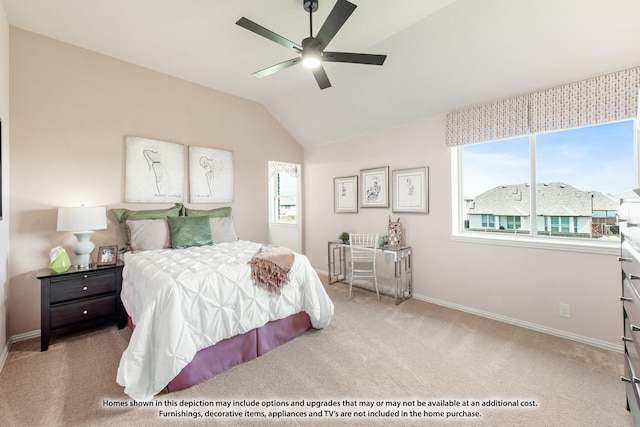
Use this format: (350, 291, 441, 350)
(392, 166, 428, 213)
(334, 176, 358, 213)
(360, 166, 389, 208)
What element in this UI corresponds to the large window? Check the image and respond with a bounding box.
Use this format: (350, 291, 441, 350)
(458, 120, 635, 244)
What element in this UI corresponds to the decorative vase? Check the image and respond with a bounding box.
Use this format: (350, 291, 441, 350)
(387, 219, 402, 248)
(49, 246, 71, 273)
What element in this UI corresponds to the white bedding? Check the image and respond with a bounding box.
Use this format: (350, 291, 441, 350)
(116, 240, 334, 401)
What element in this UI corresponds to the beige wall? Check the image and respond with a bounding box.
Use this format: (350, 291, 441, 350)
(0, 1, 10, 351)
(304, 115, 622, 348)
(8, 28, 302, 337)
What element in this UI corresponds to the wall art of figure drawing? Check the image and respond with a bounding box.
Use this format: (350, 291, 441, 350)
(189, 146, 234, 204)
(125, 136, 185, 203)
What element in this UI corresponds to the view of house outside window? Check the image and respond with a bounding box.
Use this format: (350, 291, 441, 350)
(460, 119, 635, 241)
(271, 170, 298, 224)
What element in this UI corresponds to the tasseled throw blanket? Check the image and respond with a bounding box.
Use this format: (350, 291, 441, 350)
(249, 244, 295, 294)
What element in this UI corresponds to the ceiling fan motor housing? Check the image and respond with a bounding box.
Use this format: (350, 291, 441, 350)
(303, 0, 318, 13)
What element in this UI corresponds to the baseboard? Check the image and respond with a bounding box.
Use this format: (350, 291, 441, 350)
(414, 294, 623, 353)
(0, 329, 41, 374)
(319, 270, 622, 353)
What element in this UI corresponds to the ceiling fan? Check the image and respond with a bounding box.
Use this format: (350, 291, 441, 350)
(236, 0, 387, 90)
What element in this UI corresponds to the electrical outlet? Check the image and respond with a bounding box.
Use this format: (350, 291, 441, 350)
(559, 303, 571, 318)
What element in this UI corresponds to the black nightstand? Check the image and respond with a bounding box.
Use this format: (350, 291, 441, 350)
(37, 261, 126, 351)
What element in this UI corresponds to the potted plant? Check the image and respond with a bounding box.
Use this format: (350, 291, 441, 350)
(339, 232, 350, 243)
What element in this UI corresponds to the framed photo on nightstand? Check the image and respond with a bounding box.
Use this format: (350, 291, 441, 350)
(96, 245, 118, 266)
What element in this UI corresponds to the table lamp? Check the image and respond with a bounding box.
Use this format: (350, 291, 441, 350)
(56, 206, 107, 268)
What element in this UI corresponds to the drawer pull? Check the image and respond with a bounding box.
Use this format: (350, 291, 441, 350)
(621, 296, 633, 302)
(83, 310, 88, 315)
(619, 257, 634, 262)
(83, 275, 88, 279)
(621, 376, 640, 383)
(623, 336, 634, 343)
(82, 286, 88, 291)
(632, 325, 640, 332)
(630, 274, 640, 281)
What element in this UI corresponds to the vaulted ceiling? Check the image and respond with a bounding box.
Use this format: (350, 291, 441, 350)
(5, 0, 640, 147)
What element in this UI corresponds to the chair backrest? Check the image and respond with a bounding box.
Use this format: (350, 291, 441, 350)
(349, 233, 379, 248)
(349, 233, 379, 276)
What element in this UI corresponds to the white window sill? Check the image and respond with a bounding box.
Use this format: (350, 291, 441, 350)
(451, 232, 619, 256)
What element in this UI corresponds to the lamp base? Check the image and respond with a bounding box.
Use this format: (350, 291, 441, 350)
(72, 231, 95, 268)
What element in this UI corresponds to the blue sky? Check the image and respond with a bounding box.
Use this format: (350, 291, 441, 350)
(462, 120, 635, 198)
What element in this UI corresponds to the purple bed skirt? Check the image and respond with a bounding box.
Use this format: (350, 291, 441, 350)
(128, 312, 312, 393)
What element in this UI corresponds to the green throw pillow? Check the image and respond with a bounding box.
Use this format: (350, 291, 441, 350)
(168, 216, 212, 249)
(112, 204, 184, 250)
(184, 206, 232, 217)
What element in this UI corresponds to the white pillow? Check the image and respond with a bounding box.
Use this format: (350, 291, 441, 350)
(126, 219, 171, 251)
(209, 216, 238, 243)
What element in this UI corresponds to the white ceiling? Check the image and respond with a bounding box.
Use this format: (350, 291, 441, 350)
(5, 0, 640, 147)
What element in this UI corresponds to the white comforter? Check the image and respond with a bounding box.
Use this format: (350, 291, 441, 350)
(116, 240, 334, 401)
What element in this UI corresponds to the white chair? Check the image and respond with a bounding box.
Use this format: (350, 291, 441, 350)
(348, 233, 380, 301)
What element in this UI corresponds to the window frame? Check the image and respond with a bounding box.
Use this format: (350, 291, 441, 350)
(451, 120, 638, 255)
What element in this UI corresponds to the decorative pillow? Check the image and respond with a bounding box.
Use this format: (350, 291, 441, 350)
(126, 219, 171, 251)
(112, 204, 183, 250)
(168, 216, 212, 249)
(184, 206, 232, 218)
(210, 216, 238, 243)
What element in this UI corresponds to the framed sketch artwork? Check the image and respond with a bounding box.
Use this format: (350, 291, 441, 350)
(125, 136, 185, 203)
(360, 166, 389, 208)
(334, 176, 358, 213)
(189, 146, 234, 203)
(392, 166, 429, 213)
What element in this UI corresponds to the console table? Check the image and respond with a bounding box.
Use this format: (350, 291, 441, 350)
(327, 240, 412, 305)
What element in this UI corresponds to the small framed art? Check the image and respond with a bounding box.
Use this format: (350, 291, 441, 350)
(392, 166, 429, 213)
(96, 245, 118, 267)
(360, 166, 389, 208)
(334, 176, 358, 213)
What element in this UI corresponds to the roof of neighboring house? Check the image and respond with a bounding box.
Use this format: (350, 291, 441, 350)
(279, 196, 297, 206)
(468, 182, 619, 216)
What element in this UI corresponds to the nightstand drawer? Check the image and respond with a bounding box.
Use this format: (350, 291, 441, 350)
(50, 295, 116, 329)
(50, 272, 115, 303)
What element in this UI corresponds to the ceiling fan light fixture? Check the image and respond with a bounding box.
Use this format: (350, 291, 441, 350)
(236, 0, 386, 89)
(302, 51, 321, 68)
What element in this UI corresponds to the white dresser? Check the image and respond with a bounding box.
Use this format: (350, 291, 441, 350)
(619, 193, 640, 424)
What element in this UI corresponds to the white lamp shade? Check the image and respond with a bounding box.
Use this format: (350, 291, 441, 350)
(57, 206, 107, 232)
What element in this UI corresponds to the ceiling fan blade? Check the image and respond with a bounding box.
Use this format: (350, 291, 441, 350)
(322, 51, 387, 66)
(314, 0, 357, 51)
(253, 58, 301, 78)
(311, 65, 332, 90)
(236, 17, 302, 52)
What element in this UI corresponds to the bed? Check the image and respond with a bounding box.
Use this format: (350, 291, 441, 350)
(112, 206, 334, 401)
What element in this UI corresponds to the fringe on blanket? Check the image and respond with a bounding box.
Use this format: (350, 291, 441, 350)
(248, 244, 295, 294)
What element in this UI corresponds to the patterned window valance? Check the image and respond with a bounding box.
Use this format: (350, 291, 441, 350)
(446, 66, 640, 147)
(268, 161, 299, 178)
(445, 96, 529, 146)
(529, 67, 640, 134)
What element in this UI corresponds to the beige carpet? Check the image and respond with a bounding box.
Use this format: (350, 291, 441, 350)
(0, 278, 634, 426)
